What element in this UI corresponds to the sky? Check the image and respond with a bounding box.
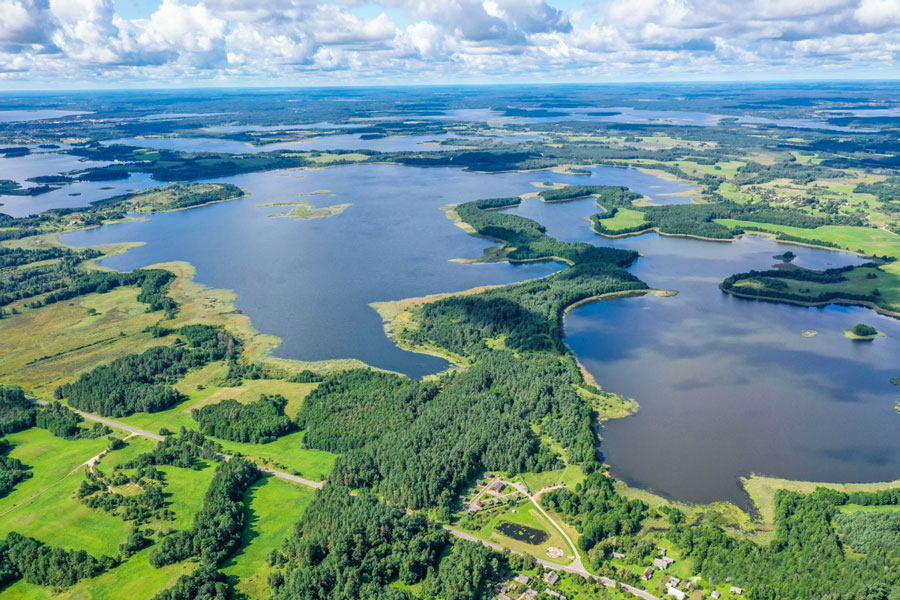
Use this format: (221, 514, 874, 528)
(0, 0, 899, 89)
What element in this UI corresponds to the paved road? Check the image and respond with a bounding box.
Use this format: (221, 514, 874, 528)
(28, 397, 657, 599)
(29, 397, 323, 488)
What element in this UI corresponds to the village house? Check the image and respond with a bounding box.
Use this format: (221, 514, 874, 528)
(642, 567, 654, 581)
(497, 595, 512, 600)
(710, 591, 721, 599)
(543, 571, 559, 585)
(730, 586, 743, 595)
(521, 588, 539, 600)
(666, 586, 686, 600)
(545, 590, 566, 599)
(612, 551, 626, 559)
(513, 574, 530, 585)
(491, 481, 505, 493)
(653, 557, 670, 570)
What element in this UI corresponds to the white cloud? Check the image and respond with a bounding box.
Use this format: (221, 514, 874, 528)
(1, 0, 899, 85)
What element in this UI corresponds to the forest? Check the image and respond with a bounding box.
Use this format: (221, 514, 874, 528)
(149, 457, 259, 568)
(271, 484, 497, 600)
(192, 393, 294, 444)
(57, 325, 237, 417)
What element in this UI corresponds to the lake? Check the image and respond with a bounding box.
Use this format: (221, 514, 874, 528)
(504, 194, 900, 506)
(61, 165, 691, 377)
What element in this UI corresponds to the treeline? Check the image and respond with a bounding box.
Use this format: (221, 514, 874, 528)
(35, 402, 110, 440)
(192, 394, 294, 444)
(149, 457, 259, 568)
(721, 264, 886, 307)
(57, 325, 237, 417)
(589, 189, 862, 240)
(0, 385, 36, 434)
(0, 440, 31, 498)
(270, 485, 472, 600)
(122, 428, 221, 470)
(0, 532, 113, 589)
(151, 566, 229, 600)
(540, 473, 647, 553)
(670, 488, 900, 600)
(92, 183, 245, 212)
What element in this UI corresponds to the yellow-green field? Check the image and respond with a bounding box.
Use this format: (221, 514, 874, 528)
(596, 207, 646, 231)
(223, 476, 316, 599)
(717, 219, 900, 258)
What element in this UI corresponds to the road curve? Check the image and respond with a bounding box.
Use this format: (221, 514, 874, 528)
(28, 398, 656, 599)
(28, 397, 322, 488)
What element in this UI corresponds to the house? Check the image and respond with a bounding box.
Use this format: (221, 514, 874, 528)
(491, 481, 505, 492)
(641, 567, 654, 581)
(667, 577, 681, 588)
(612, 551, 626, 559)
(666, 586, 686, 600)
(497, 595, 513, 600)
(521, 589, 539, 600)
(545, 591, 566, 599)
(730, 586, 743, 595)
(653, 558, 670, 570)
(513, 574, 530, 585)
(663, 556, 675, 566)
(710, 592, 721, 599)
(543, 571, 559, 585)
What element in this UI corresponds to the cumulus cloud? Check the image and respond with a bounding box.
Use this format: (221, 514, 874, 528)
(0, 0, 898, 84)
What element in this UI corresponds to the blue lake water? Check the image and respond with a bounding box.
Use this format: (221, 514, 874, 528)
(505, 194, 900, 505)
(0, 110, 85, 122)
(102, 132, 539, 154)
(61, 165, 690, 376)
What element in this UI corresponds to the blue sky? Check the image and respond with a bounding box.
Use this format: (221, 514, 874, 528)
(2, 0, 899, 88)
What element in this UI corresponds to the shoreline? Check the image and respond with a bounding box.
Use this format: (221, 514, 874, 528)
(721, 286, 900, 320)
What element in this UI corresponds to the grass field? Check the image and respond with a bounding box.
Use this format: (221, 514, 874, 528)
(742, 474, 900, 531)
(223, 476, 316, 599)
(597, 207, 646, 231)
(472, 503, 574, 565)
(0, 429, 125, 556)
(0, 287, 168, 396)
(717, 219, 900, 258)
(728, 263, 900, 313)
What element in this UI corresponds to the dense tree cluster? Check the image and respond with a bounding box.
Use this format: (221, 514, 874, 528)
(57, 325, 236, 417)
(835, 510, 900, 557)
(0, 532, 112, 589)
(149, 457, 259, 568)
(150, 566, 230, 600)
(122, 428, 221, 470)
(0, 385, 36, 434)
(301, 352, 597, 510)
(591, 191, 862, 240)
(78, 469, 168, 525)
(540, 473, 647, 552)
(271, 485, 449, 600)
(721, 263, 886, 307)
(0, 439, 31, 498)
(670, 488, 900, 600)
(192, 393, 294, 444)
(35, 402, 110, 440)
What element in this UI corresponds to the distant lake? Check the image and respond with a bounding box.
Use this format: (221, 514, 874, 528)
(103, 132, 539, 154)
(0, 110, 85, 122)
(505, 194, 900, 506)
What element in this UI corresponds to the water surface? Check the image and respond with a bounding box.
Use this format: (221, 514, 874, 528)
(505, 194, 900, 505)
